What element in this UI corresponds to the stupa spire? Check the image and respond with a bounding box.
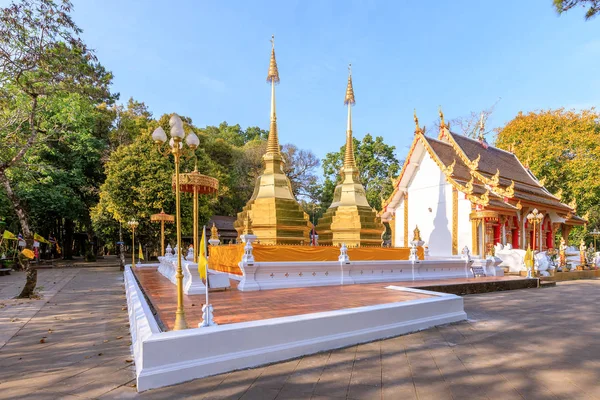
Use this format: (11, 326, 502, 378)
(344, 64, 357, 169)
(315, 65, 385, 247)
(266, 35, 281, 156)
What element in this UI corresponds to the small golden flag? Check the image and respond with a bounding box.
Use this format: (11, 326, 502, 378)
(2, 230, 16, 240)
(138, 243, 144, 261)
(34, 233, 49, 244)
(198, 227, 208, 280)
(21, 249, 35, 259)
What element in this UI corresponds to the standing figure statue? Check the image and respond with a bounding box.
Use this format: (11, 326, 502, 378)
(559, 237, 567, 268)
(579, 239, 587, 267)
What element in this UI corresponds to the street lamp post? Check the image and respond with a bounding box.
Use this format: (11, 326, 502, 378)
(127, 219, 139, 268)
(526, 208, 543, 251)
(152, 115, 199, 331)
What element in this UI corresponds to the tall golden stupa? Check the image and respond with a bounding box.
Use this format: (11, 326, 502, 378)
(316, 65, 385, 247)
(233, 36, 311, 244)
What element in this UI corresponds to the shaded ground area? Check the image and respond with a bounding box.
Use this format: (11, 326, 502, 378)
(1, 267, 600, 399)
(134, 267, 431, 328)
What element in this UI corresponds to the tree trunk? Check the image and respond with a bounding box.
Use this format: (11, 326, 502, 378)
(0, 170, 37, 298)
(63, 219, 74, 260)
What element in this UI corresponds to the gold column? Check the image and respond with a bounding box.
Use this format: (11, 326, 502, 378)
(132, 226, 136, 268)
(160, 221, 164, 256)
(173, 145, 187, 331)
(471, 219, 479, 256)
(452, 187, 458, 255)
(389, 214, 396, 248)
(193, 186, 198, 263)
(151, 211, 174, 257)
(403, 192, 408, 247)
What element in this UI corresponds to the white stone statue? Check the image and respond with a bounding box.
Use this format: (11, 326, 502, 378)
(242, 241, 254, 264)
(534, 252, 550, 277)
(505, 243, 512, 250)
(338, 243, 350, 263)
(186, 246, 194, 261)
(165, 244, 173, 257)
(494, 243, 504, 253)
(409, 243, 419, 262)
(461, 246, 471, 261)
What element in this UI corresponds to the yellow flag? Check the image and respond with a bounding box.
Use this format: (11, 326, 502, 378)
(198, 227, 208, 280)
(21, 249, 35, 259)
(3, 230, 16, 240)
(138, 243, 144, 261)
(34, 233, 49, 244)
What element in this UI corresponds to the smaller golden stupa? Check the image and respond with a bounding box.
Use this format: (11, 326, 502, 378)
(316, 64, 385, 247)
(233, 36, 311, 244)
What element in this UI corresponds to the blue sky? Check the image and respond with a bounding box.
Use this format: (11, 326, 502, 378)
(57, 1, 600, 159)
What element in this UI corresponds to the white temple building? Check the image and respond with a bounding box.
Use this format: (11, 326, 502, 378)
(381, 110, 585, 257)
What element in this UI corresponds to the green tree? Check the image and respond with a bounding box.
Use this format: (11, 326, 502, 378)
(554, 0, 600, 19)
(0, 0, 113, 297)
(321, 134, 400, 212)
(496, 108, 600, 243)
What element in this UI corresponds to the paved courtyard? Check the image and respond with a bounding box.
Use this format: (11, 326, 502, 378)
(1, 267, 600, 399)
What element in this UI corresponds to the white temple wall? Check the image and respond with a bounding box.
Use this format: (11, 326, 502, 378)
(405, 152, 453, 256)
(394, 201, 404, 247)
(457, 196, 473, 254)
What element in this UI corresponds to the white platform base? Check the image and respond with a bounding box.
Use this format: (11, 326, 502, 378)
(157, 256, 206, 295)
(124, 265, 467, 392)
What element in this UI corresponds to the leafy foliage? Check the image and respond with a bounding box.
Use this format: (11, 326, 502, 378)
(496, 108, 600, 242)
(554, 0, 600, 19)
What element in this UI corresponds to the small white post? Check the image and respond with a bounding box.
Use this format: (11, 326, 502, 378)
(339, 243, 350, 285)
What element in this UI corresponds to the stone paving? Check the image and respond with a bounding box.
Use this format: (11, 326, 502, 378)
(1, 267, 600, 399)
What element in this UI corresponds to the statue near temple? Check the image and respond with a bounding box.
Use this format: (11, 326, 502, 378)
(209, 222, 220, 247)
(559, 237, 567, 268)
(233, 36, 311, 244)
(580, 239, 587, 267)
(413, 226, 422, 242)
(315, 64, 385, 247)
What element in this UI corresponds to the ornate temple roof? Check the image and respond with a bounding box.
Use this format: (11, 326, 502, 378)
(382, 116, 585, 225)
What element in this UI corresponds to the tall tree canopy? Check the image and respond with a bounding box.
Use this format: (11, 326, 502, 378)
(554, 0, 600, 19)
(496, 108, 600, 241)
(0, 0, 114, 297)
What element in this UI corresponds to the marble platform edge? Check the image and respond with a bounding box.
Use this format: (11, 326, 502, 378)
(123, 265, 466, 392)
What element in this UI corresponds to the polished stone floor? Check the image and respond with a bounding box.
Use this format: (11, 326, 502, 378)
(133, 267, 432, 328)
(1, 267, 599, 399)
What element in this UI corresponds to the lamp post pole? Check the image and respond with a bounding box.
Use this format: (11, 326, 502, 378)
(127, 220, 138, 268)
(527, 209, 543, 251)
(152, 115, 200, 331)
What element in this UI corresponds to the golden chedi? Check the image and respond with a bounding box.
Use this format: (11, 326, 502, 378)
(316, 65, 385, 247)
(234, 36, 311, 244)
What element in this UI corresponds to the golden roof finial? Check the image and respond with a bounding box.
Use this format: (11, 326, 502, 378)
(266, 35, 279, 84)
(439, 106, 445, 129)
(344, 63, 355, 105)
(265, 34, 281, 156)
(344, 64, 357, 169)
(414, 109, 423, 135)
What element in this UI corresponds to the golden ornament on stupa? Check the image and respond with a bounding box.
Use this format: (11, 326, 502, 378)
(315, 64, 385, 247)
(233, 35, 311, 244)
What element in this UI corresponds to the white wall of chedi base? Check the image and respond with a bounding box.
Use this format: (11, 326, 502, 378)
(124, 265, 467, 392)
(393, 151, 472, 256)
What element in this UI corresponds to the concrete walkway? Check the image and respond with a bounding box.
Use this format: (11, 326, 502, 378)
(1, 268, 600, 399)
